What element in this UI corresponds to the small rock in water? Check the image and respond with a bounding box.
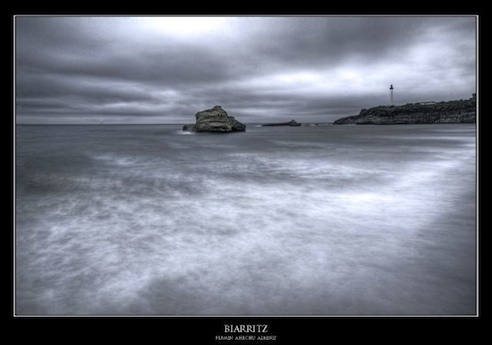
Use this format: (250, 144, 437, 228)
(261, 119, 301, 127)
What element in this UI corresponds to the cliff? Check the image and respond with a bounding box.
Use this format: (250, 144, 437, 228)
(333, 97, 476, 125)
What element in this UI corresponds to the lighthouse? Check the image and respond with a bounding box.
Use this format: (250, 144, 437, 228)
(389, 84, 394, 105)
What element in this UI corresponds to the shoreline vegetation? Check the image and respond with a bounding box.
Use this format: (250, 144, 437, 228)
(333, 95, 476, 125)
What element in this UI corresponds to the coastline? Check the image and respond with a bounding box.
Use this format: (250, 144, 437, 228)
(334, 96, 476, 125)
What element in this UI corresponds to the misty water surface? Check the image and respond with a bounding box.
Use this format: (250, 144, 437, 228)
(15, 124, 476, 315)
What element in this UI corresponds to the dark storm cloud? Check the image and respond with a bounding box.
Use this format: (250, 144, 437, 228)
(15, 16, 477, 124)
(244, 17, 425, 65)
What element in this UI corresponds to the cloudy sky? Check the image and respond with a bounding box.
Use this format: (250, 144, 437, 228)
(15, 16, 477, 124)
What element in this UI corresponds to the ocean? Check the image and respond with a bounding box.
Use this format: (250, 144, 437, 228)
(15, 123, 477, 315)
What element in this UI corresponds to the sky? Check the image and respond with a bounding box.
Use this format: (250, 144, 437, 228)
(15, 16, 477, 124)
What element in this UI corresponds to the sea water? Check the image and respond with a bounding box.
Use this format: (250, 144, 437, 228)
(15, 124, 477, 315)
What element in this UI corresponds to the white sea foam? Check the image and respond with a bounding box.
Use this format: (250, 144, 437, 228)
(15, 124, 476, 315)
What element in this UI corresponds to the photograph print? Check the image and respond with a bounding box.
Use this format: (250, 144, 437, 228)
(14, 15, 478, 316)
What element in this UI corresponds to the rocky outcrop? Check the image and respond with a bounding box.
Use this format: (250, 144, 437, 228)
(183, 106, 246, 132)
(182, 124, 196, 131)
(262, 120, 301, 127)
(334, 96, 476, 125)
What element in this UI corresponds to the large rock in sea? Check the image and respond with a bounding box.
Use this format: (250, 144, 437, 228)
(183, 106, 246, 132)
